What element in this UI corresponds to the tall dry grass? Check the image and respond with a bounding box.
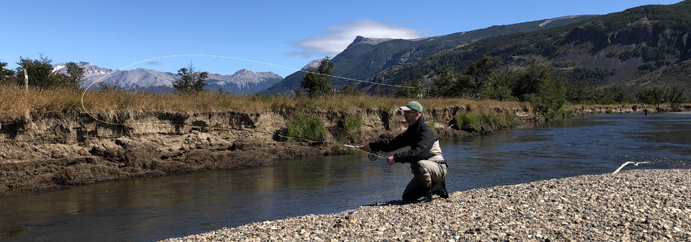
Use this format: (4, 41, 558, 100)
(1, 84, 83, 119)
(0, 85, 529, 120)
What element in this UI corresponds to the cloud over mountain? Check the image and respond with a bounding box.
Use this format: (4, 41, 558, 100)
(287, 19, 422, 57)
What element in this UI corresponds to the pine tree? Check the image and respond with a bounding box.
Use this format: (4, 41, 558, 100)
(0, 61, 14, 83)
(173, 62, 208, 94)
(301, 57, 334, 97)
(65, 62, 84, 88)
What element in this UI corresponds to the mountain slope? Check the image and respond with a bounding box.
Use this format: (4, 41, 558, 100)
(613, 59, 691, 90)
(262, 15, 596, 95)
(365, 1, 691, 93)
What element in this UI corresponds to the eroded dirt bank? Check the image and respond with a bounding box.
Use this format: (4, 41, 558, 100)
(1, 104, 686, 196)
(0, 106, 523, 196)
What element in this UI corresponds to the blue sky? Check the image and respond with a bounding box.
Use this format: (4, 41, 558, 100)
(0, 0, 682, 77)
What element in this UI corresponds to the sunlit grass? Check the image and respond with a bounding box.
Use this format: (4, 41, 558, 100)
(1, 85, 534, 120)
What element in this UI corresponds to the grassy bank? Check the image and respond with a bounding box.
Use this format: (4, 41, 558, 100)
(1, 84, 529, 119)
(3, 84, 690, 121)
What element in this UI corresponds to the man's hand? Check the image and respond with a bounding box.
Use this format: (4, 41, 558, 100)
(385, 156, 395, 165)
(359, 144, 371, 152)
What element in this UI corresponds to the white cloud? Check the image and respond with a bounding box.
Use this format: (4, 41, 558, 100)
(288, 19, 422, 58)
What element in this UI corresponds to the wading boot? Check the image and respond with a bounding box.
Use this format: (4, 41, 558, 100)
(438, 181, 449, 199)
(423, 189, 433, 202)
(431, 181, 449, 199)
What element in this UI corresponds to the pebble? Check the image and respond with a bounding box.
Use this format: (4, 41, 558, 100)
(161, 169, 691, 241)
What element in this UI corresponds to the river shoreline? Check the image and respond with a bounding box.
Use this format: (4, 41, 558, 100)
(162, 169, 691, 241)
(1, 105, 689, 196)
(0, 105, 527, 196)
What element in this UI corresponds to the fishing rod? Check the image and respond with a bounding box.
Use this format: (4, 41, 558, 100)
(343, 144, 387, 161)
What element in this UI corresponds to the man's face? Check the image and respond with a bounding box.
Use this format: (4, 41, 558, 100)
(404, 110, 420, 125)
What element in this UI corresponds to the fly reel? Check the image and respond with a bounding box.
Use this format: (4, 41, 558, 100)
(368, 153, 379, 161)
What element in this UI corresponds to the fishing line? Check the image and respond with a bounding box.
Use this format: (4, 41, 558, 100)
(80, 54, 414, 128)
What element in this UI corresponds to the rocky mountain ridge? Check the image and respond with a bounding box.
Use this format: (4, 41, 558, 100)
(362, 1, 691, 93)
(53, 62, 283, 94)
(262, 15, 597, 95)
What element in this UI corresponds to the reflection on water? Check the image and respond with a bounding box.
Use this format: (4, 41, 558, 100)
(1, 113, 689, 241)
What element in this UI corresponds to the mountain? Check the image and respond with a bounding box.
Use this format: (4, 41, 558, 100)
(364, 1, 691, 93)
(53, 61, 113, 77)
(53, 62, 282, 94)
(261, 15, 596, 95)
(613, 59, 691, 90)
(205, 69, 283, 94)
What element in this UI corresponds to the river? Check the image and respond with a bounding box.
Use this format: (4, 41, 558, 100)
(1, 113, 689, 241)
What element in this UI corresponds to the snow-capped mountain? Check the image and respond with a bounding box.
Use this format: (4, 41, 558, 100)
(52, 62, 282, 94)
(206, 69, 284, 94)
(98, 68, 176, 89)
(53, 61, 114, 77)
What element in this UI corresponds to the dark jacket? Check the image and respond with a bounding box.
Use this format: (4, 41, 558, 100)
(369, 115, 437, 164)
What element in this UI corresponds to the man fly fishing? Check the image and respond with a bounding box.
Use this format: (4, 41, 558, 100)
(359, 101, 449, 203)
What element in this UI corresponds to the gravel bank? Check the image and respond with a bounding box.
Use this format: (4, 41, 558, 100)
(163, 169, 691, 241)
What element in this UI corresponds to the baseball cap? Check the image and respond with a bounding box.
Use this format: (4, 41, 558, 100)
(399, 101, 423, 113)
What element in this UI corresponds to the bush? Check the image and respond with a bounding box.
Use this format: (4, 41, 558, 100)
(454, 110, 518, 133)
(455, 112, 482, 132)
(286, 114, 327, 143)
(334, 114, 362, 141)
(343, 114, 361, 134)
(556, 108, 576, 119)
(504, 110, 516, 125)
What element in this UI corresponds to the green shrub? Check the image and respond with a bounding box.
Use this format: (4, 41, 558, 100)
(480, 111, 498, 130)
(427, 121, 436, 130)
(455, 110, 518, 132)
(286, 114, 327, 143)
(343, 114, 361, 135)
(504, 111, 516, 125)
(556, 108, 576, 119)
(455, 112, 482, 132)
(334, 114, 362, 141)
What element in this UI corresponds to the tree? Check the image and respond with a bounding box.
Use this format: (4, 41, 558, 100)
(173, 62, 208, 94)
(301, 57, 334, 98)
(513, 64, 566, 120)
(65, 62, 85, 88)
(612, 88, 637, 104)
(429, 56, 503, 99)
(567, 80, 596, 104)
(0, 61, 15, 84)
(429, 66, 462, 98)
(394, 80, 425, 98)
(636, 87, 666, 107)
(463, 55, 502, 99)
(481, 71, 513, 101)
(339, 80, 361, 95)
(667, 86, 687, 107)
(16, 55, 70, 88)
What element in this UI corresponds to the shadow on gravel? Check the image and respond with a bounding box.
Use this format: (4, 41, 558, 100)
(364, 198, 442, 206)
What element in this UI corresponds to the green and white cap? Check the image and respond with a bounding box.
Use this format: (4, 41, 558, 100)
(399, 101, 423, 113)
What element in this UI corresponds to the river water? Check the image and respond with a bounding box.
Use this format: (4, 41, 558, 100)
(1, 113, 690, 241)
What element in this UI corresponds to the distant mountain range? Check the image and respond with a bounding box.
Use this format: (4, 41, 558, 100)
(262, 15, 598, 95)
(53, 62, 283, 94)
